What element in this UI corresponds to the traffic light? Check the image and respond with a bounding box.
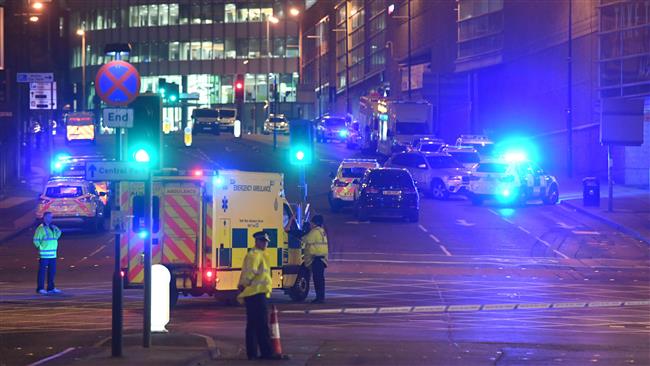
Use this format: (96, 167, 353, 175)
(157, 78, 168, 98)
(127, 94, 162, 169)
(234, 74, 244, 103)
(167, 82, 179, 103)
(289, 120, 314, 165)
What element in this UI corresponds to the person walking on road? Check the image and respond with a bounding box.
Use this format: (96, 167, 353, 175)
(302, 215, 329, 304)
(34, 212, 62, 294)
(237, 231, 282, 360)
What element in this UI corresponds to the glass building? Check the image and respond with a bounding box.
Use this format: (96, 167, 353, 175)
(68, 0, 303, 132)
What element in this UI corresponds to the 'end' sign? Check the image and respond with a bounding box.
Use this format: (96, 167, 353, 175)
(103, 108, 133, 128)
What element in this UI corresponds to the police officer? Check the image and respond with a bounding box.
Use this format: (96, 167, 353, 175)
(302, 215, 328, 304)
(33, 212, 62, 294)
(237, 231, 282, 360)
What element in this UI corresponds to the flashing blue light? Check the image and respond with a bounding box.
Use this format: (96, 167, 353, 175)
(55, 153, 71, 162)
(296, 150, 305, 161)
(338, 129, 349, 138)
(138, 230, 148, 239)
(134, 149, 150, 163)
(53, 161, 63, 170)
(502, 189, 511, 197)
(503, 151, 527, 163)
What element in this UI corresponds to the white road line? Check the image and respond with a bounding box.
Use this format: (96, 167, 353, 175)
(488, 209, 500, 217)
(87, 245, 106, 258)
(572, 230, 601, 235)
(28, 347, 75, 366)
(536, 237, 570, 259)
(557, 222, 575, 229)
(418, 225, 428, 233)
(429, 234, 440, 243)
(439, 245, 452, 257)
(502, 218, 514, 224)
(517, 226, 531, 234)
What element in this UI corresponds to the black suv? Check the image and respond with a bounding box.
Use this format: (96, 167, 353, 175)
(353, 168, 419, 222)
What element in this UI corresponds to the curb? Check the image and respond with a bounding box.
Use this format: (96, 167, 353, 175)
(560, 200, 650, 246)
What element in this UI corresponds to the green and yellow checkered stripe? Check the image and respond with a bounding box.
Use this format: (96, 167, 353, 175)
(219, 228, 283, 268)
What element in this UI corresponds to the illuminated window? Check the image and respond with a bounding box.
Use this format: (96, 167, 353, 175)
(261, 7, 273, 21)
(212, 40, 224, 59)
(179, 3, 189, 24)
(159, 4, 169, 26)
(129, 6, 138, 27)
(191, 3, 201, 24)
(201, 41, 212, 59)
(180, 42, 190, 61)
(238, 7, 249, 22)
(190, 41, 201, 60)
(169, 42, 180, 61)
(225, 37, 236, 58)
(139, 5, 148, 27)
(149, 4, 158, 26)
(248, 38, 260, 58)
(249, 8, 261, 22)
(169, 4, 179, 25)
(225, 4, 236, 23)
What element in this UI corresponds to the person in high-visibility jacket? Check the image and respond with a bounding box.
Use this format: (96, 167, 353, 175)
(237, 231, 281, 360)
(33, 212, 62, 294)
(301, 215, 329, 304)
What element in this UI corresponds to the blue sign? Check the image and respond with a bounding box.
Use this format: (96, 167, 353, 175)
(94, 61, 141, 106)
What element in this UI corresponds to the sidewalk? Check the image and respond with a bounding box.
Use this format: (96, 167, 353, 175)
(559, 176, 650, 245)
(43, 333, 218, 366)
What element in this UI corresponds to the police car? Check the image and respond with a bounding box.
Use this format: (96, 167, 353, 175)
(328, 159, 380, 212)
(263, 114, 289, 135)
(442, 145, 481, 170)
(467, 154, 559, 206)
(455, 134, 495, 157)
(36, 178, 107, 231)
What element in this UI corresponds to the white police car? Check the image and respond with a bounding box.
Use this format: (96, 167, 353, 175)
(328, 159, 380, 212)
(468, 153, 559, 206)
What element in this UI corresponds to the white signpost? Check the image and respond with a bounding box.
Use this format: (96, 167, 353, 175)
(17, 72, 54, 83)
(103, 108, 134, 128)
(29, 82, 57, 110)
(85, 161, 149, 181)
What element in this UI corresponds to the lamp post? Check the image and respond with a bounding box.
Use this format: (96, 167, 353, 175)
(76, 28, 86, 111)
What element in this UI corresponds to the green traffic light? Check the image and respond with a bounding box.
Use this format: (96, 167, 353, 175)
(158, 87, 166, 95)
(134, 148, 150, 163)
(295, 150, 305, 161)
(169, 95, 177, 102)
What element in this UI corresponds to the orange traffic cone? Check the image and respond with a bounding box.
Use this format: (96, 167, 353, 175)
(270, 305, 282, 355)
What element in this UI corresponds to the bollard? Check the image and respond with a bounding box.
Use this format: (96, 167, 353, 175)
(184, 127, 192, 147)
(151, 264, 171, 333)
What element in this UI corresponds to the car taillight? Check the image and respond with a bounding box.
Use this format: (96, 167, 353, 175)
(500, 175, 515, 183)
(335, 180, 348, 187)
(204, 269, 216, 282)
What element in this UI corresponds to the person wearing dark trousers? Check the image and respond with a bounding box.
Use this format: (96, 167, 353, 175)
(237, 231, 283, 360)
(301, 215, 329, 304)
(33, 212, 62, 294)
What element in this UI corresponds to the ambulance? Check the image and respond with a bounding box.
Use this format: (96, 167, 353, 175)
(65, 112, 96, 143)
(119, 169, 309, 307)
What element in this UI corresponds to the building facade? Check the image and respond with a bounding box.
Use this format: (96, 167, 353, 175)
(68, 0, 303, 132)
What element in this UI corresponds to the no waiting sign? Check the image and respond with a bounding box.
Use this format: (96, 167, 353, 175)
(95, 61, 141, 107)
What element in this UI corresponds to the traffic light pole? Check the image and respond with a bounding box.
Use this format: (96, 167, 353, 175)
(111, 128, 123, 357)
(143, 170, 153, 348)
(298, 164, 308, 224)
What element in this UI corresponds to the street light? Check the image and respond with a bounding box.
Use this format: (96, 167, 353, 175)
(77, 28, 86, 111)
(289, 8, 300, 17)
(29, 15, 39, 22)
(32, 2, 44, 10)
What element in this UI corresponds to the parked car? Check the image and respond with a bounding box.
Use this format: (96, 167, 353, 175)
(263, 114, 289, 135)
(385, 151, 470, 199)
(316, 115, 348, 143)
(353, 168, 419, 222)
(328, 158, 380, 212)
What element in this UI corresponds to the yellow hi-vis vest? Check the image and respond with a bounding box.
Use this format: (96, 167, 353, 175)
(302, 226, 328, 268)
(237, 248, 272, 303)
(33, 224, 61, 259)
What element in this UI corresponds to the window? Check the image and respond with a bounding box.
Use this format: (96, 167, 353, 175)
(261, 7, 273, 21)
(148, 4, 158, 26)
(179, 3, 190, 24)
(169, 4, 179, 24)
(191, 3, 201, 24)
(273, 38, 285, 57)
(220, 75, 234, 103)
(169, 42, 180, 61)
(139, 5, 148, 27)
(249, 8, 261, 22)
(426, 156, 464, 169)
(201, 41, 212, 59)
(256, 74, 268, 101)
(237, 39, 248, 58)
(180, 42, 190, 60)
(225, 38, 236, 59)
(129, 5, 138, 27)
(458, 0, 503, 21)
(190, 41, 201, 60)
(225, 3, 237, 23)
(238, 7, 249, 22)
(212, 3, 224, 23)
(245, 74, 256, 101)
(159, 4, 169, 26)
(212, 40, 224, 59)
(46, 186, 82, 198)
(201, 2, 213, 24)
(286, 36, 299, 58)
(248, 38, 260, 58)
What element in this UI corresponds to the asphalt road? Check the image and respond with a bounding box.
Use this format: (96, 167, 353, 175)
(0, 132, 648, 365)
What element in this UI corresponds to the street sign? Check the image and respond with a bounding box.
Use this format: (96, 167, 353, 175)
(85, 161, 149, 181)
(29, 82, 57, 110)
(103, 108, 134, 128)
(179, 92, 199, 100)
(95, 61, 141, 107)
(17, 72, 54, 83)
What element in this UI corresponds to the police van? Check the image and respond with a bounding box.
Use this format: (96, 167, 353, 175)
(118, 169, 310, 306)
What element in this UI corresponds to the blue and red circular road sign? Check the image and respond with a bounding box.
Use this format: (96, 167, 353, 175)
(94, 60, 141, 106)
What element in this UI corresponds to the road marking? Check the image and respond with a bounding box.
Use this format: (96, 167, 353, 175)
(552, 302, 587, 309)
(377, 306, 413, 314)
(344, 221, 369, 225)
(482, 304, 516, 311)
(557, 221, 573, 229)
(439, 245, 452, 257)
(418, 225, 428, 233)
(517, 226, 531, 234)
(412, 305, 446, 313)
(488, 209, 500, 217)
(588, 301, 623, 307)
(87, 245, 106, 258)
(572, 230, 601, 236)
(535, 237, 570, 259)
(343, 307, 378, 314)
(428, 234, 440, 243)
(624, 300, 650, 306)
(502, 218, 514, 224)
(455, 219, 475, 227)
(28, 347, 75, 366)
(309, 308, 343, 314)
(516, 303, 551, 310)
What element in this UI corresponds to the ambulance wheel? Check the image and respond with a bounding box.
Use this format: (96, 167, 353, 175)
(289, 267, 310, 302)
(544, 185, 559, 205)
(170, 280, 179, 309)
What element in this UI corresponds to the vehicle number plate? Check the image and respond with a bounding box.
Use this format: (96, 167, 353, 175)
(383, 190, 401, 195)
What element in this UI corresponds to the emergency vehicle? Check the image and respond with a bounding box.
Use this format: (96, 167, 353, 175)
(191, 108, 220, 135)
(36, 177, 107, 231)
(51, 154, 111, 205)
(65, 112, 96, 143)
(328, 159, 380, 212)
(377, 100, 433, 156)
(456, 134, 494, 157)
(217, 108, 239, 132)
(119, 169, 310, 307)
(467, 154, 559, 206)
(442, 145, 481, 170)
(358, 95, 384, 151)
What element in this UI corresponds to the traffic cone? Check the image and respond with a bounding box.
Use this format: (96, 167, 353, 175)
(270, 305, 282, 355)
